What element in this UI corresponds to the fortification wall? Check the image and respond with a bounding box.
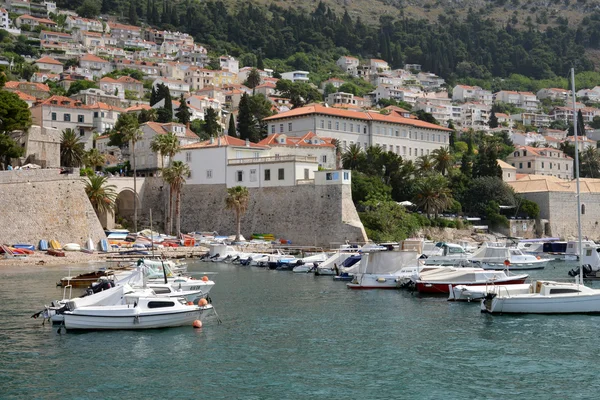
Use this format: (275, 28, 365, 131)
(158, 183, 368, 247)
(522, 191, 600, 239)
(0, 169, 106, 246)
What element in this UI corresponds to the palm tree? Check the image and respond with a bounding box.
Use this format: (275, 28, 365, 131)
(84, 175, 117, 216)
(60, 128, 85, 167)
(115, 113, 143, 232)
(161, 132, 181, 167)
(432, 147, 453, 176)
(225, 186, 250, 242)
(84, 148, 106, 171)
(415, 155, 435, 174)
(341, 143, 364, 170)
(162, 161, 190, 235)
(413, 174, 453, 218)
(138, 108, 158, 123)
(150, 132, 181, 232)
(150, 134, 167, 170)
(581, 146, 600, 178)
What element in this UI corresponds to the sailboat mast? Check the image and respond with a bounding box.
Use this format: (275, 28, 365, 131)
(571, 68, 584, 285)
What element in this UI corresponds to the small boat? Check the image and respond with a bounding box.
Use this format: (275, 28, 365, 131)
(347, 248, 419, 290)
(63, 243, 81, 252)
(468, 242, 548, 270)
(100, 239, 109, 252)
(85, 238, 95, 251)
(59, 271, 114, 287)
(448, 283, 531, 302)
(47, 249, 65, 257)
(39, 240, 49, 251)
(1, 245, 27, 258)
(49, 239, 62, 250)
(13, 244, 35, 251)
(415, 268, 529, 294)
(422, 243, 470, 266)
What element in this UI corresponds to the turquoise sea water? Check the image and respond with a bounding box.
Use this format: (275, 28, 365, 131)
(1, 259, 600, 399)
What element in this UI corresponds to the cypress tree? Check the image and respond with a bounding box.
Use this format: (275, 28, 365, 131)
(128, 0, 138, 25)
(152, 0, 159, 23)
(158, 89, 173, 123)
(175, 94, 191, 125)
(237, 93, 255, 141)
(146, 0, 151, 21)
(150, 85, 157, 106)
(489, 110, 499, 128)
(171, 4, 178, 26)
(257, 53, 264, 70)
(227, 113, 236, 136)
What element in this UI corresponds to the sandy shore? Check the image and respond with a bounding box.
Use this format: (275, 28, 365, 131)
(0, 246, 213, 267)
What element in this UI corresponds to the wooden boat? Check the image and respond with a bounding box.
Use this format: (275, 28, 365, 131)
(58, 270, 111, 288)
(47, 249, 66, 257)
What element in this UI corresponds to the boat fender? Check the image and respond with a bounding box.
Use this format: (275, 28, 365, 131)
(376, 278, 386, 283)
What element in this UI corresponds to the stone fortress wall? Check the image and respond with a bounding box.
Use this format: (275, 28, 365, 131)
(0, 169, 107, 246)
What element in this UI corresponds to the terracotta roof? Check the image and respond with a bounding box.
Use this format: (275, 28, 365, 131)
(125, 104, 152, 112)
(88, 102, 125, 112)
(14, 90, 36, 102)
(5, 81, 50, 92)
(33, 95, 90, 109)
(41, 30, 71, 37)
(258, 132, 336, 148)
(513, 145, 572, 160)
(35, 56, 63, 66)
(80, 54, 109, 63)
(116, 76, 141, 84)
(99, 77, 118, 83)
(181, 135, 269, 150)
(108, 22, 141, 31)
(508, 176, 600, 193)
(496, 159, 516, 170)
(264, 104, 451, 131)
(143, 121, 197, 139)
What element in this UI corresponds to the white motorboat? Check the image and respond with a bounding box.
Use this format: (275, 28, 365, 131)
(140, 258, 188, 274)
(347, 248, 420, 290)
(481, 68, 600, 315)
(63, 292, 212, 330)
(481, 280, 600, 314)
(448, 283, 531, 302)
(468, 242, 548, 270)
(292, 253, 333, 273)
(422, 243, 470, 266)
(315, 251, 359, 276)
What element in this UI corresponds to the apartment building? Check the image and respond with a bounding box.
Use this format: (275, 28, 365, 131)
(506, 146, 573, 180)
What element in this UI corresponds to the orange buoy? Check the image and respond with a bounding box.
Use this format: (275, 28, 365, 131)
(504, 259, 510, 266)
(198, 298, 208, 306)
(187, 301, 193, 305)
(192, 320, 203, 328)
(536, 256, 541, 260)
(202, 276, 209, 282)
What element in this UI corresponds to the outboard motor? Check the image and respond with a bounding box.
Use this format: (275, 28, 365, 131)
(209, 253, 220, 260)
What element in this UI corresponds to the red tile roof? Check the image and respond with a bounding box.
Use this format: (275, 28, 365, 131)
(14, 90, 36, 102)
(80, 54, 109, 63)
(5, 81, 50, 92)
(88, 102, 125, 112)
(181, 135, 269, 149)
(143, 122, 197, 139)
(264, 104, 451, 131)
(33, 95, 90, 109)
(35, 56, 63, 65)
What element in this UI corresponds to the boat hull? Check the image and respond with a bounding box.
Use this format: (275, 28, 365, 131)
(64, 306, 211, 330)
(347, 274, 401, 290)
(448, 284, 531, 302)
(416, 277, 528, 294)
(482, 293, 600, 314)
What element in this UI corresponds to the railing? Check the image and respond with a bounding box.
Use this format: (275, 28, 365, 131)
(227, 155, 318, 165)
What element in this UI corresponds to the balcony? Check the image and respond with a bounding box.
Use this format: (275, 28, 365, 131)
(228, 155, 317, 165)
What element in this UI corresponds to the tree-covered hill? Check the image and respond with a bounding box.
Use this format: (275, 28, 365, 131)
(49, 0, 600, 85)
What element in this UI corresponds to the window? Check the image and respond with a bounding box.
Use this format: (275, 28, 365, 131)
(420, 149, 424, 156)
(326, 172, 332, 180)
(335, 122, 339, 130)
(343, 123, 346, 131)
(279, 124, 284, 133)
(549, 162, 553, 169)
(566, 164, 569, 170)
(77, 114, 84, 123)
(264, 169, 271, 181)
(582, 204, 586, 215)
(363, 126, 367, 134)
(343, 171, 349, 180)
(322, 155, 327, 164)
(403, 146, 407, 155)
(79, 128, 85, 137)
(519, 162, 523, 169)
(236, 170, 244, 182)
(427, 133, 430, 141)
(558, 164, 561, 170)
(376, 126, 380, 135)
(409, 148, 412, 156)
(288, 123, 292, 132)
(94, 112, 99, 118)
(320, 120, 324, 129)
(185, 152, 191, 162)
(250, 169, 257, 182)
(342, 140, 347, 150)
(64, 113, 71, 122)
(395, 130, 399, 137)
(206, 169, 212, 179)
(278, 168, 284, 180)
(420, 133, 423, 140)
(51, 112, 57, 121)
(541, 162, 545, 168)
(438, 134, 441, 142)
(304, 168, 309, 179)
(383, 144, 387, 151)
(328, 120, 332, 129)
(253, 152, 260, 158)
(527, 162, 531, 168)
(271, 125, 275, 134)
(396, 146, 400, 154)
(350, 123, 354, 132)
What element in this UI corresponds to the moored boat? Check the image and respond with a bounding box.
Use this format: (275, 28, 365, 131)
(47, 248, 65, 257)
(448, 283, 531, 302)
(415, 268, 528, 294)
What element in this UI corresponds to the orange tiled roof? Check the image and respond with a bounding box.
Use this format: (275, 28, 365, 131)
(35, 56, 63, 65)
(125, 104, 152, 112)
(80, 53, 109, 63)
(88, 102, 125, 112)
(143, 121, 197, 139)
(14, 90, 36, 102)
(182, 135, 269, 149)
(5, 81, 50, 92)
(264, 104, 450, 131)
(34, 95, 90, 109)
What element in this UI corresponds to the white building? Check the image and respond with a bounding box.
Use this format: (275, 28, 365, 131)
(510, 132, 547, 147)
(153, 77, 190, 98)
(79, 53, 113, 77)
(257, 132, 337, 170)
(281, 71, 309, 83)
(0, 7, 20, 34)
(537, 88, 570, 102)
(34, 56, 63, 74)
(494, 90, 539, 112)
(263, 104, 452, 160)
(89, 102, 123, 134)
(176, 135, 339, 188)
(336, 56, 359, 74)
(506, 146, 573, 180)
(452, 85, 493, 105)
(219, 55, 239, 74)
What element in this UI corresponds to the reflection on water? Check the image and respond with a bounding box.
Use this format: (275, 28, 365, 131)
(0, 259, 599, 399)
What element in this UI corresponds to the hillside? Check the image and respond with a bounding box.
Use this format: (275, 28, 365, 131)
(40, 0, 600, 86)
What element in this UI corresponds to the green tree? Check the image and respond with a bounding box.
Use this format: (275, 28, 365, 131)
(341, 143, 365, 170)
(358, 199, 420, 242)
(162, 160, 190, 235)
(351, 172, 392, 204)
(84, 148, 106, 170)
(0, 134, 24, 169)
(236, 93, 272, 142)
(415, 155, 435, 174)
(66, 80, 99, 96)
(175, 94, 191, 125)
(60, 128, 85, 167)
(414, 110, 439, 125)
(157, 87, 173, 123)
(203, 108, 221, 137)
(275, 79, 322, 108)
(412, 174, 453, 218)
(460, 176, 517, 217)
(245, 68, 261, 93)
(432, 147, 453, 176)
(225, 185, 250, 242)
(227, 113, 236, 136)
(84, 175, 117, 217)
(138, 108, 157, 123)
(77, 0, 101, 18)
(0, 90, 32, 134)
(489, 110, 499, 128)
(128, 0, 138, 25)
(115, 113, 143, 231)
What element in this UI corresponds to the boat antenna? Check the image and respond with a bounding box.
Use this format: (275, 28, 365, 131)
(571, 67, 583, 285)
(149, 208, 154, 259)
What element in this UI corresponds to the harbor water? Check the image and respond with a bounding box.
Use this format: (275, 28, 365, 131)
(2, 259, 600, 399)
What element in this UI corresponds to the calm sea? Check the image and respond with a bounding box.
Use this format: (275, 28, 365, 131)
(1, 259, 600, 399)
